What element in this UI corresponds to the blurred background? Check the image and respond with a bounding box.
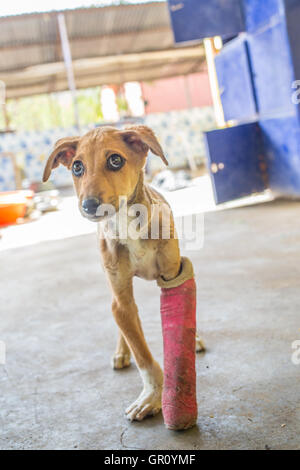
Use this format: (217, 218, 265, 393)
(0, 0, 223, 248)
(3, 0, 299, 247)
(2, 1, 300, 247)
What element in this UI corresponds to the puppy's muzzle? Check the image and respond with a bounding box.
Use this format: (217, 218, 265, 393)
(81, 197, 101, 217)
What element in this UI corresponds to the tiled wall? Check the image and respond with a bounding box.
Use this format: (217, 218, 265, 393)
(0, 154, 16, 192)
(144, 106, 215, 173)
(0, 107, 215, 191)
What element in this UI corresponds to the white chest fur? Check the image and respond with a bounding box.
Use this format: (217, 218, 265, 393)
(121, 237, 159, 280)
(99, 216, 159, 281)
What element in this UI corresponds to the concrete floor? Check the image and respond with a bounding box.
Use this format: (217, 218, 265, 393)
(0, 199, 300, 450)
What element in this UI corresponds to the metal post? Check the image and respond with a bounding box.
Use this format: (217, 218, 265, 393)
(184, 75, 192, 109)
(0, 80, 10, 130)
(1, 104, 10, 130)
(203, 37, 225, 128)
(57, 13, 80, 130)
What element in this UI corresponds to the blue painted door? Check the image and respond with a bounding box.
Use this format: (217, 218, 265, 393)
(215, 36, 257, 122)
(205, 122, 267, 204)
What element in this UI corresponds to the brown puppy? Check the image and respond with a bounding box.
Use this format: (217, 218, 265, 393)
(43, 125, 204, 422)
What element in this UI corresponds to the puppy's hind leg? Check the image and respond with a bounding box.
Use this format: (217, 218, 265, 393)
(196, 331, 205, 353)
(112, 330, 131, 369)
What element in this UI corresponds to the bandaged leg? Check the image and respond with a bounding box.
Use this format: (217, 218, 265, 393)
(157, 257, 197, 430)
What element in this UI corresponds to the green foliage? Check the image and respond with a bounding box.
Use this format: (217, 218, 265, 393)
(0, 87, 105, 131)
(77, 88, 104, 125)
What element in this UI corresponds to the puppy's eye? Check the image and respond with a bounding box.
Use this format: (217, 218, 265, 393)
(107, 154, 125, 171)
(72, 160, 84, 177)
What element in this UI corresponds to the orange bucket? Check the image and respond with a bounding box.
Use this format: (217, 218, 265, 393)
(0, 191, 33, 227)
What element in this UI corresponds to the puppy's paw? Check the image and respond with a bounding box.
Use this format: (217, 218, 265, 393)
(196, 332, 205, 353)
(126, 362, 163, 421)
(111, 353, 131, 370)
(125, 391, 162, 422)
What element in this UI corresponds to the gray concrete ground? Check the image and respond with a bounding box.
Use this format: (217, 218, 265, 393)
(0, 199, 300, 450)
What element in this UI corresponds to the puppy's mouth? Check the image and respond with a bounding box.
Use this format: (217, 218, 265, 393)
(79, 204, 116, 222)
(78, 209, 102, 222)
(83, 214, 102, 222)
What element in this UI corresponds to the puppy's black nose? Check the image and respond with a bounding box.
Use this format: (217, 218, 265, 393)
(82, 197, 101, 216)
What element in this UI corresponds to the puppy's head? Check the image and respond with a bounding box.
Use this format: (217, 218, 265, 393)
(43, 125, 167, 221)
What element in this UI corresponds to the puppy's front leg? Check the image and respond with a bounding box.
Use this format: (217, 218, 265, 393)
(111, 279, 163, 422)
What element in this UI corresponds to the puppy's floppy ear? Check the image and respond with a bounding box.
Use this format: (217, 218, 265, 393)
(43, 136, 80, 182)
(121, 125, 168, 166)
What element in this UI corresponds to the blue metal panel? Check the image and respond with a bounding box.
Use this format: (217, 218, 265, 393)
(167, 0, 245, 43)
(215, 36, 257, 122)
(247, 20, 296, 117)
(205, 122, 266, 204)
(260, 115, 300, 195)
(242, 0, 283, 33)
(284, 0, 300, 122)
(167, 0, 300, 201)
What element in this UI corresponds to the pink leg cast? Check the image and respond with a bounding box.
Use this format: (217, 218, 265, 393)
(160, 273, 197, 430)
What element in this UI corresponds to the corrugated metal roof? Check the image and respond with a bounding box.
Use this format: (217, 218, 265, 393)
(0, 2, 205, 98)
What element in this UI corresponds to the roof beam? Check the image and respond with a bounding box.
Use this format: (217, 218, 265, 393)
(0, 47, 204, 85)
(5, 59, 206, 99)
(0, 27, 171, 53)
